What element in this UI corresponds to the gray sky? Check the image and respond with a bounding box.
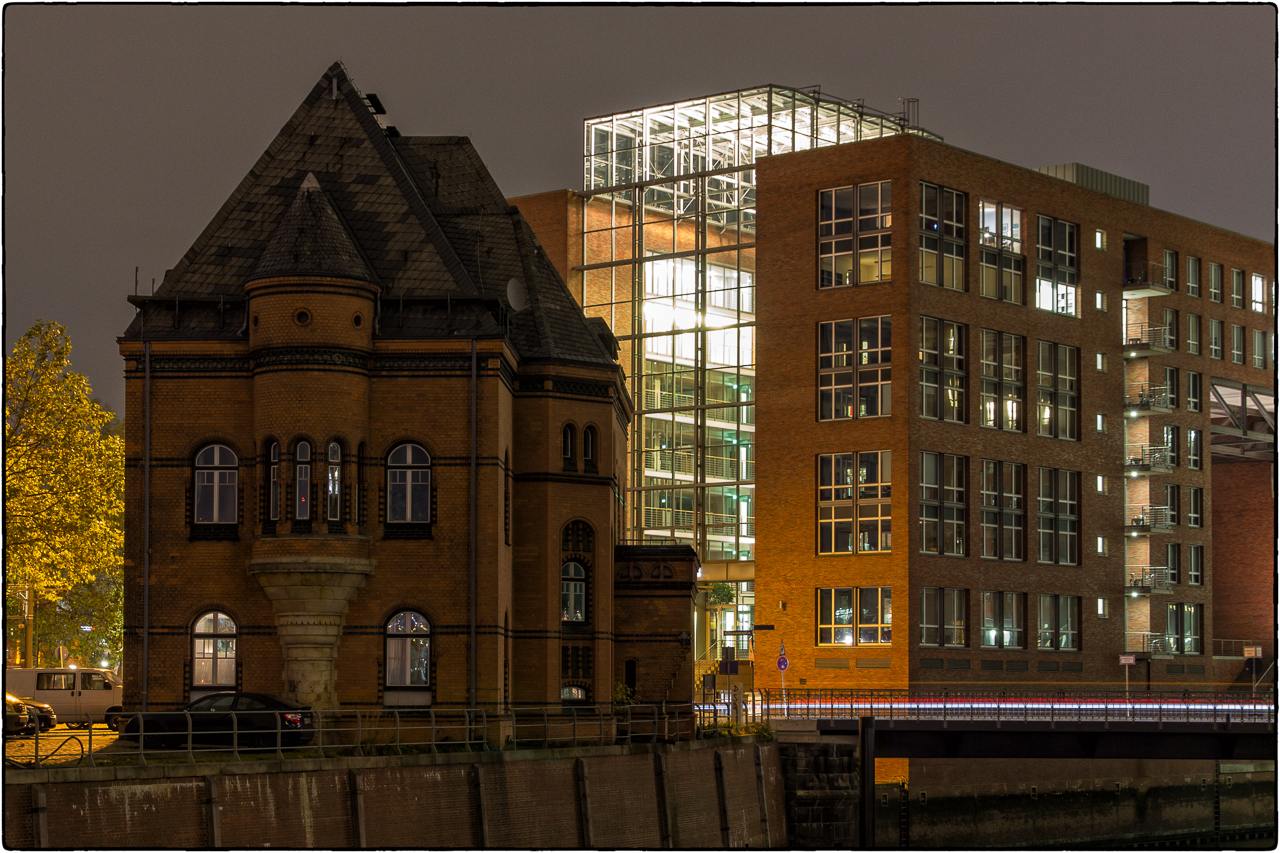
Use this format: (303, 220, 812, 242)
(4, 5, 1275, 417)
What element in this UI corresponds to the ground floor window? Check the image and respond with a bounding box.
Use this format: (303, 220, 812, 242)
(192, 611, 237, 686)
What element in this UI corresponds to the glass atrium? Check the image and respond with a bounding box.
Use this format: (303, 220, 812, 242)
(577, 85, 940, 564)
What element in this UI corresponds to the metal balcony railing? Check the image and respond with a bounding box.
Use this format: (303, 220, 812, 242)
(1124, 384, 1172, 411)
(1123, 324, 1173, 351)
(1212, 639, 1260, 658)
(1123, 265, 1175, 297)
(642, 449, 754, 481)
(1125, 445, 1173, 471)
(1126, 505, 1172, 530)
(642, 507, 754, 535)
(641, 390, 755, 424)
(1126, 566, 1173, 589)
(1124, 632, 1199, 655)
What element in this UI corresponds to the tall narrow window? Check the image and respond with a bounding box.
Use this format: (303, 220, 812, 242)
(1209, 320, 1224, 359)
(562, 425, 577, 471)
(1254, 330, 1268, 368)
(1166, 603, 1202, 654)
(979, 200, 1024, 303)
(919, 182, 966, 291)
(1231, 269, 1245, 308)
(1163, 250, 1178, 291)
(1164, 366, 1179, 408)
(1167, 543, 1181, 584)
(192, 611, 237, 687)
(818, 453, 854, 554)
(1231, 325, 1245, 364)
(1187, 372, 1201, 412)
(1188, 545, 1204, 585)
(981, 591, 1025, 648)
(1187, 315, 1201, 355)
(981, 460, 1024, 560)
(858, 587, 892, 644)
(819, 319, 855, 420)
(857, 451, 892, 553)
(583, 426, 598, 472)
(857, 181, 892, 284)
(195, 444, 238, 524)
(1165, 483, 1180, 525)
(1188, 429, 1202, 470)
(295, 441, 311, 520)
(980, 330, 1024, 431)
(1209, 263, 1223, 303)
(1037, 469, 1079, 565)
(561, 562, 587, 622)
(1035, 216, 1078, 316)
(1188, 488, 1203, 528)
(1163, 308, 1179, 349)
(327, 442, 341, 522)
(919, 452, 966, 556)
(268, 442, 280, 522)
(385, 611, 431, 687)
(1186, 257, 1201, 297)
(387, 443, 431, 523)
(1036, 342, 1078, 440)
(858, 316, 892, 417)
(920, 318, 966, 422)
(1251, 274, 1267, 313)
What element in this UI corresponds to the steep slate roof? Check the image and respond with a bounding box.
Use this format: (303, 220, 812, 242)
(123, 62, 613, 365)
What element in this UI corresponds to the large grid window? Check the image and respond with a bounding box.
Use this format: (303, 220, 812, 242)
(980, 591, 1024, 649)
(980, 330, 1024, 431)
(1231, 269, 1245, 308)
(817, 587, 854, 645)
(817, 587, 892, 646)
(981, 460, 1024, 560)
(920, 452, 966, 556)
(1209, 263, 1223, 303)
(1187, 372, 1201, 412)
(1186, 257, 1201, 297)
(859, 587, 892, 644)
(818, 316, 891, 420)
(192, 611, 237, 687)
(920, 182, 965, 291)
(920, 318, 965, 422)
(1037, 469, 1079, 565)
(194, 444, 238, 524)
(1252, 274, 1267, 313)
(1188, 488, 1203, 528)
(920, 587, 966, 647)
(978, 200, 1024, 303)
(1166, 603, 1202, 654)
(1231, 325, 1245, 364)
(1208, 320, 1224, 359)
(1189, 545, 1204, 585)
(819, 181, 891, 288)
(387, 443, 431, 523)
(1036, 342, 1078, 440)
(1037, 594, 1080, 651)
(1035, 215, 1078, 316)
(819, 452, 892, 554)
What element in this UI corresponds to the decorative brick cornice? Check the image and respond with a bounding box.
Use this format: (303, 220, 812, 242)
(253, 348, 370, 371)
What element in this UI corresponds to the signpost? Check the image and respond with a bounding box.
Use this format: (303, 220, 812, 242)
(778, 642, 788, 712)
(1120, 654, 1136, 713)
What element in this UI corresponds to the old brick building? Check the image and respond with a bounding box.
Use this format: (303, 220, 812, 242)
(514, 87, 1275, 694)
(117, 62, 695, 713)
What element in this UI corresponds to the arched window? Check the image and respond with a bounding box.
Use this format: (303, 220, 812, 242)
(385, 611, 431, 687)
(562, 424, 576, 471)
(192, 611, 236, 687)
(562, 562, 586, 622)
(561, 685, 586, 702)
(327, 442, 342, 521)
(295, 441, 311, 520)
(194, 445, 238, 524)
(583, 426, 597, 472)
(268, 442, 280, 521)
(387, 443, 431, 523)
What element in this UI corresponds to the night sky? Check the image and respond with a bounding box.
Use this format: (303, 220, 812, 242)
(4, 5, 1274, 417)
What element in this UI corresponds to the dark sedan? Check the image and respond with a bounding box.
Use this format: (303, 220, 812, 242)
(120, 692, 314, 749)
(19, 698, 56, 733)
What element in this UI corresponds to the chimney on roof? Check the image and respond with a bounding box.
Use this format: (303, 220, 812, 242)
(365, 93, 387, 115)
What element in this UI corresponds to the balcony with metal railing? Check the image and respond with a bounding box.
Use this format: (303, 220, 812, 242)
(1125, 444, 1174, 476)
(1123, 324, 1173, 358)
(1123, 263, 1175, 298)
(1125, 565, 1173, 594)
(642, 449, 754, 482)
(1125, 505, 1172, 534)
(1125, 631, 1180, 655)
(1124, 383, 1173, 415)
(642, 507, 755, 537)
(641, 390, 755, 425)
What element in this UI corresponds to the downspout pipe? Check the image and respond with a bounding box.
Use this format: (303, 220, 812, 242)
(470, 339, 478, 710)
(142, 335, 151, 712)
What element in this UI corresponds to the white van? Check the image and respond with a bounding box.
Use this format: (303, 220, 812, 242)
(4, 668, 125, 728)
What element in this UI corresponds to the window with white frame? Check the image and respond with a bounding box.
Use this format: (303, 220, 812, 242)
(1188, 429, 1202, 470)
(1165, 366, 1179, 408)
(1231, 325, 1245, 364)
(1037, 594, 1080, 651)
(920, 182, 966, 291)
(1036, 341, 1078, 440)
(1095, 230, 1107, 251)
(1164, 307, 1180, 349)
(981, 591, 1025, 649)
(194, 444, 238, 524)
(1164, 425, 1180, 467)
(980, 330, 1024, 431)
(1252, 274, 1267, 313)
(919, 452, 966, 556)
(920, 587, 967, 647)
(1231, 269, 1245, 308)
(192, 611, 237, 687)
(1187, 372, 1202, 412)
(1037, 468, 1079, 565)
(981, 460, 1024, 560)
(1163, 250, 1178, 291)
(1035, 215, 1078, 316)
(1165, 483, 1180, 525)
(857, 586, 893, 644)
(327, 442, 341, 522)
(1166, 603, 1202, 654)
(1209, 320, 1224, 359)
(1186, 257, 1201, 297)
(561, 562, 587, 622)
(1209, 263, 1223, 303)
(1167, 542, 1181, 584)
(387, 442, 431, 523)
(1188, 314, 1201, 355)
(920, 318, 965, 422)
(819, 316, 892, 419)
(1254, 330, 1268, 368)
(386, 611, 431, 687)
(818, 181, 891, 288)
(1189, 545, 1204, 585)
(979, 200, 1025, 304)
(1188, 487, 1203, 527)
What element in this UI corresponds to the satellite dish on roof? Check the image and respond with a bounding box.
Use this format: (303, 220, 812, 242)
(506, 277, 528, 312)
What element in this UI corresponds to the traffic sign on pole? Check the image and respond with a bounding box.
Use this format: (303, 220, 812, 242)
(777, 655, 789, 671)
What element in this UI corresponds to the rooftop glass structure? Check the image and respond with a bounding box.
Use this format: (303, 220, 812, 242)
(576, 85, 940, 565)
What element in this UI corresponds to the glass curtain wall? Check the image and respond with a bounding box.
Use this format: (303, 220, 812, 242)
(579, 86, 936, 561)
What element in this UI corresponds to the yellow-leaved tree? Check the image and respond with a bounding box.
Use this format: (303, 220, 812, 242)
(5, 321, 124, 602)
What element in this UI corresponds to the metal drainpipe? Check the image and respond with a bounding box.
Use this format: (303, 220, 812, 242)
(470, 338, 478, 710)
(142, 338, 151, 711)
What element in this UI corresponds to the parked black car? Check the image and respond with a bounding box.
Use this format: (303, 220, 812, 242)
(4, 694, 30, 738)
(19, 698, 56, 733)
(120, 692, 314, 749)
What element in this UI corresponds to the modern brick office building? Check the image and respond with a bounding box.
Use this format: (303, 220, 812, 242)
(514, 87, 1275, 693)
(117, 62, 696, 713)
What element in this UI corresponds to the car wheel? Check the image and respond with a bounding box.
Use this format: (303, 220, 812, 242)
(66, 721, 89, 730)
(105, 714, 124, 733)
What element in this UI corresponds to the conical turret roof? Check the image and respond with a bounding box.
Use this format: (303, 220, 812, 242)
(247, 174, 377, 283)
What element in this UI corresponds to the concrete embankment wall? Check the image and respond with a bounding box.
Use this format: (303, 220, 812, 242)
(3, 737, 785, 849)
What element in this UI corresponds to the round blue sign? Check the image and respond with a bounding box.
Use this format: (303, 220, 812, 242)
(777, 655, 789, 671)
